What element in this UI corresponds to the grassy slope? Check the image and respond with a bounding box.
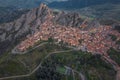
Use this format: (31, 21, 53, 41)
(43, 51, 116, 80)
(0, 43, 117, 80)
(108, 48, 120, 66)
(0, 42, 69, 79)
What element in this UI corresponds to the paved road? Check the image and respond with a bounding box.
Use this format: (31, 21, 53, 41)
(2, 42, 119, 80)
(72, 70, 75, 80)
(103, 56, 119, 70)
(30, 50, 73, 75)
(65, 66, 86, 80)
(0, 49, 73, 80)
(11, 42, 48, 54)
(116, 68, 120, 80)
(79, 72, 86, 80)
(102, 55, 120, 80)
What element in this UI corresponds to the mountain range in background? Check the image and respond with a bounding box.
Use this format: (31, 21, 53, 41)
(0, 0, 120, 9)
(0, 0, 67, 9)
(48, 0, 120, 9)
(0, 0, 120, 24)
(0, 0, 68, 23)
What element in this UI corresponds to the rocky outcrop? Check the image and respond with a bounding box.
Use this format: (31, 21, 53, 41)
(0, 8, 29, 24)
(0, 3, 52, 54)
(54, 12, 84, 27)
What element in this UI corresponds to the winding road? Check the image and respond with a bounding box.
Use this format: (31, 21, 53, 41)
(11, 42, 48, 54)
(102, 56, 120, 80)
(0, 42, 119, 80)
(65, 66, 86, 80)
(0, 48, 73, 80)
(116, 68, 120, 80)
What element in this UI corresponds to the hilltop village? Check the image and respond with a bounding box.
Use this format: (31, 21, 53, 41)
(13, 4, 120, 56)
(16, 14, 120, 56)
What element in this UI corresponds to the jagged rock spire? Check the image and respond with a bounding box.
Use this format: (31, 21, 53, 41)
(37, 3, 51, 17)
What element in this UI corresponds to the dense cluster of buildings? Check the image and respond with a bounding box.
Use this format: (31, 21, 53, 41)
(17, 16, 120, 55)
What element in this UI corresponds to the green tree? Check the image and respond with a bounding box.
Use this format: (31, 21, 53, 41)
(109, 34, 117, 41)
(48, 37, 54, 44)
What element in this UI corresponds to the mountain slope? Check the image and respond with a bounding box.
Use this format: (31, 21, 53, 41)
(74, 3, 120, 25)
(49, 0, 120, 9)
(0, 6, 29, 24)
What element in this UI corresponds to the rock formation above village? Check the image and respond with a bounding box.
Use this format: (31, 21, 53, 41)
(0, 3, 120, 54)
(0, 3, 85, 53)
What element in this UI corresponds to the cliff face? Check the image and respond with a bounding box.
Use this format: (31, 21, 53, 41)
(54, 12, 84, 27)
